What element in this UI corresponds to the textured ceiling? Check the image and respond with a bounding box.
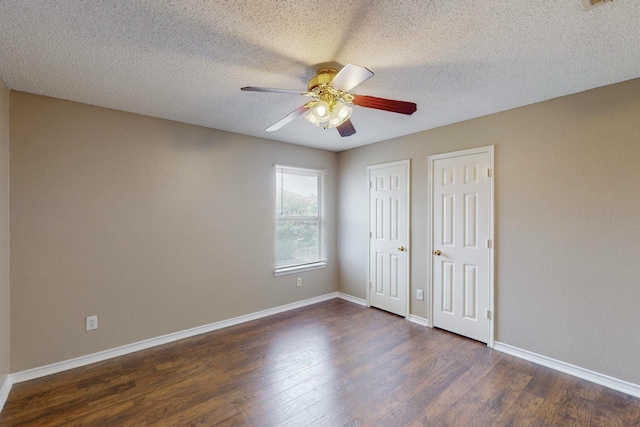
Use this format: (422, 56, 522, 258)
(0, 1, 638, 152)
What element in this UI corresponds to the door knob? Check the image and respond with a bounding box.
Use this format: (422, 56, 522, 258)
(433, 250, 442, 256)
(398, 246, 406, 252)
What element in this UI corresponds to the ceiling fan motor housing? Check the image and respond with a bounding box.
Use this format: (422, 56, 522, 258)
(308, 68, 338, 91)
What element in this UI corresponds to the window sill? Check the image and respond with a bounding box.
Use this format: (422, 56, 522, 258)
(274, 262, 327, 277)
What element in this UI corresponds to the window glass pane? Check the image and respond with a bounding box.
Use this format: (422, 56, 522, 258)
(276, 219, 319, 267)
(275, 166, 324, 271)
(276, 170, 318, 217)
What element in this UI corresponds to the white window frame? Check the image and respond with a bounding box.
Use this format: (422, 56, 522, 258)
(274, 165, 327, 276)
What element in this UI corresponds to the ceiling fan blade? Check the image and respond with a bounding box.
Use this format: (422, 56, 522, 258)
(265, 104, 311, 132)
(352, 95, 417, 115)
(241, 86, 308, 95)
(337, 119, 356, 137)
(329, 64, 374, 92)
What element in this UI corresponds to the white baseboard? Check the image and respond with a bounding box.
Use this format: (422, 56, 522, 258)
(408, 315, 429, 327)
(11, 292, 340, 385)
(336, 292, 367, 306)
(0, 375, 11, 413)
(494, 341, 640, 399)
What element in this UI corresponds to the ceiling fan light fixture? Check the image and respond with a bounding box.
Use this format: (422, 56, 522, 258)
(305, 111, 322, 127)
(313, 100, 331, 121)
(327, 101, 352, 128)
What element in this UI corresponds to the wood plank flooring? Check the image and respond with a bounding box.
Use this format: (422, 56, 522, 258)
(1, 299, 639, 426)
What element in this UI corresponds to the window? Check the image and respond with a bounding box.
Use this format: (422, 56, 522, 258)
(274, 165, 326, 275)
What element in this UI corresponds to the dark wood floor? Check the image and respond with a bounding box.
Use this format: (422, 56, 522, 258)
(1, 299, 639, 426)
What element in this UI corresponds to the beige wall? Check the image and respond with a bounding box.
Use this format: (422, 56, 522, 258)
(0, 78, 9, 384)
(9, 92, 338, 371)
(338, 78, 640, 385)
(7, 78, 640, 387)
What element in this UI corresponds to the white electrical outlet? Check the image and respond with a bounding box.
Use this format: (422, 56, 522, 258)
(416, 289, 424, 301)
(86, 315, 98, 331)
(296, 277, 302, 287)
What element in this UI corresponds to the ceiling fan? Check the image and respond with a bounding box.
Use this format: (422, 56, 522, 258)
(241, 64, 417, 137)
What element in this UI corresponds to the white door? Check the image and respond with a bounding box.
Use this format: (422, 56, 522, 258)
(368, 160, 410, 317)
(430, 147, 494, 343)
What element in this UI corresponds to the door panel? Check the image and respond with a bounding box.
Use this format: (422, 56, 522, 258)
(369, 161, 409, 317)
(442, 261, 454, 313)
(432, 151, 491, 342)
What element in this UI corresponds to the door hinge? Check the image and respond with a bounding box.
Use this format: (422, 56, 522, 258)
(487, 168, 492, 178)
(487, 239, 492, 249)
(369, 231, 372, 238)
(487, 310, 492, 320)
(369, 181, 373, 188)
(369, 282, 372, 289)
